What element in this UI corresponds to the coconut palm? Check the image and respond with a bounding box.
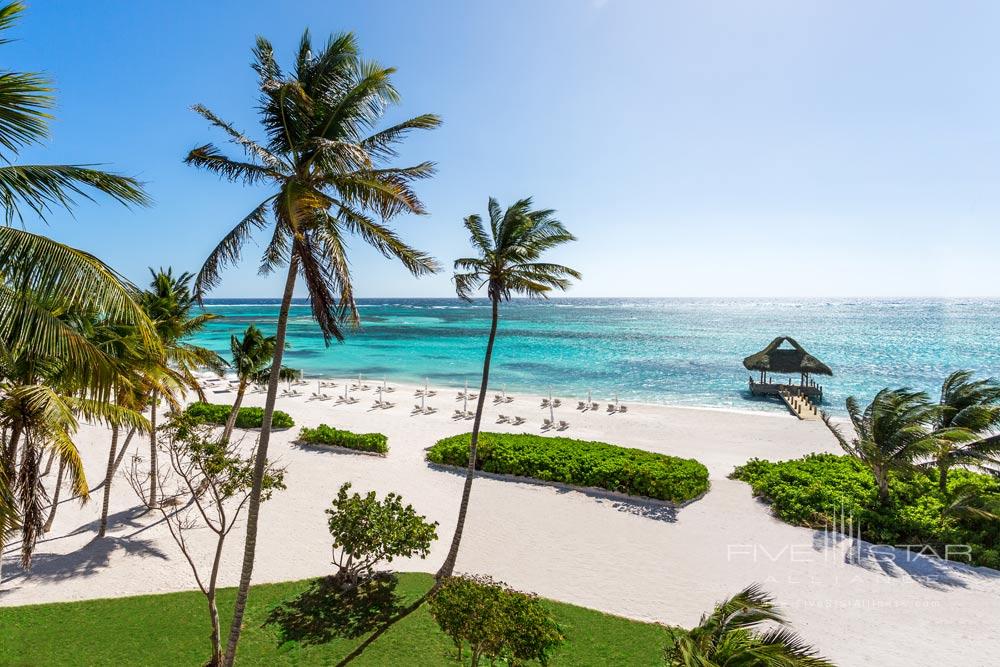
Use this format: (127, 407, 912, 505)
(0, 331, 147, 568)
(663, 584, 834, 666)
(0, 0, 150, 393)
(138, 268, 224, 507)
(222, 324, 297, 442)
(436, 198, 580, 579)
(925, 370, 1000, 493)
(822, 389, 963, 505)
(185, 31, 440, 665)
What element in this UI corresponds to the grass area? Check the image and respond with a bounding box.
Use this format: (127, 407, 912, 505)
(297, 424, 389, 455)
(732, 453, 1000, 569)
(0, 573, 664, 666)
(427, 432, 709, 503)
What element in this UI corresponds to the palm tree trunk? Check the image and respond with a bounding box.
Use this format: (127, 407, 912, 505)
(42, 450, 55, 476)
(437, 297, 500, 580)
(938, 461, 949, 495)
(876, 468, 890, 506)
(112, 427, 137, 475)
(148, 391, 158, 508)
(207, 532, 226, 666)
(43, 459, 65, 533)
(0, 425, 21, 585)
(222, 382, 248, 443)
(222, 255, 298, 667)
(98, 426, 120, 538)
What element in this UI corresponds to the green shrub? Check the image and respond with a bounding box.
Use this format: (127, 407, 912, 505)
(732, 453, 1000, 569)
(429, 574, 564, 666)
(426, 432, 709, 504)
(326, 483, 437, 587)
(298, 424, 388, 455)
(184, 402, 294, 430)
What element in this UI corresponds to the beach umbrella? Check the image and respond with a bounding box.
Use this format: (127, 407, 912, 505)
(549, 388, 554, 422)
(343, 382, 349, 400)
(317, 380, 321, 395)
(614, 392, 619, 408)
(464, 379, 469, 397)
(382, 377, 388, 393)
(587, 389, 592, 405)
(424, 377, 429, 396)
(421, 391, 426, 412)
(503, 384, 507, 401)
(463, 391, 468, 413)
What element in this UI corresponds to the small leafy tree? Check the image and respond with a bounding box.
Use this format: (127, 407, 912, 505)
(126, 415, 285, 667)
(326, 482, 437, 588)
(429, 574, 564, 666)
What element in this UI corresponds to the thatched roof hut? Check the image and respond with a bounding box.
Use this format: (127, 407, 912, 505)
(743, 337, 832, 377)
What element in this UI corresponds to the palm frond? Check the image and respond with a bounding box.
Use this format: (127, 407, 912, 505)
(0, 164, 149, 224)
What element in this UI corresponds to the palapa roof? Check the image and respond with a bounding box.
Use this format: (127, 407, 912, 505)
(742, 337, 832, 376)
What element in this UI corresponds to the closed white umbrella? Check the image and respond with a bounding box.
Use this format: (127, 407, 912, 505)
(549, 388, 554, 422)
(463, 391, 468, 413)
(421, 391, 426, 412)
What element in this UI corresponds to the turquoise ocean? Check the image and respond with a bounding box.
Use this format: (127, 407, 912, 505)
(190, 298, 1000, 415)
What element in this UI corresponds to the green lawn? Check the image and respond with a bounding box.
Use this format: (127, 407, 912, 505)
(0, 573, 665, 666)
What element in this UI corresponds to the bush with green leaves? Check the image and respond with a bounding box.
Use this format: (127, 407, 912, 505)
(326, 482, 437, 587)
(426, 432, 709, 503)
(184, 401, 294, 430)
(732, 453, 1000, 569)
(429, 574, 564, 666)
(298, 424, 388, 455)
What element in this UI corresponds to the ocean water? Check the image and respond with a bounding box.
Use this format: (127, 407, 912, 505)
(189, 298, 1000, 415)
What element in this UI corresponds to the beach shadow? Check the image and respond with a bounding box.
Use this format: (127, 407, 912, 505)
(265, 573, 403, 645)
(810, 530, 999, 590)
(0, 534, 167, 587)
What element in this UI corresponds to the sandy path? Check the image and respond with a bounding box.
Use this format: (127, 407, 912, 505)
(2, 380, 998, 666)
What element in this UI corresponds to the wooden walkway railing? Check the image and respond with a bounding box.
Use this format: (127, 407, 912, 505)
(778, 389, 821, 421)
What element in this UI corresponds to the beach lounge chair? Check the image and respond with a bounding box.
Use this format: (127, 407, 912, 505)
(382, 401, 395, 409)
(577, 401, 586, 410)
(494, 393, 504, 402)
(590, 401, 599, 411)
(464, 411, 475, 420)
(512, 416, 526, 425)
(453, 409, 464, 419)
(558, 420, 569, 431)
(541, 399, 550, 408)
(467, 393, 478, 400)
(311, 392, 323, 400)
(542, 418, 553, 430)
(618, 405, 628, 413)
(607, 403, 616, 413)
(497, 414, 509, 423)
(553, 399, 562, 408)
(412, 404, 423, 414)
(423, 406, 437, 415)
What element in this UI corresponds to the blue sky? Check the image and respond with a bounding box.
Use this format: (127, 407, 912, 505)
(9, 0, 1000, 297)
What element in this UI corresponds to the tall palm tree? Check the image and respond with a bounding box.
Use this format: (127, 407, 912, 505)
(222, 324, 296, 442)
(822, 389, 966, 505)
(0, 1, 150, 580)
(185, 31, 440, 665)
(437, 198, 580, 579)
(138, 268, 224, 507)
(663, 584, 833, 666)
(927, 370, 1000, 493)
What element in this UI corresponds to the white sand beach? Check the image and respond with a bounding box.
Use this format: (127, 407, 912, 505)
(2, 379, 998, 667)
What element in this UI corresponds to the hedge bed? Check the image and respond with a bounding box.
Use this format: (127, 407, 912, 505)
(184, 402, 295, 430)
(731, 453, 1000, 569)
(426, 432, 709, 504)
(297, 424, 389, 455)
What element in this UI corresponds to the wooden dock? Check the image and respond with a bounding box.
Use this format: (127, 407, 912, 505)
(778, 389, 821, 421)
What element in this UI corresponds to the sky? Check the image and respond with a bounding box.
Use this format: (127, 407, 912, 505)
(7, 0, 1000, 298)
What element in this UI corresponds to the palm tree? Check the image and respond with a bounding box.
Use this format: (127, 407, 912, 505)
(663, 584, 833, 666)
(0, 1, 150, 580)
(822, 389, 959, 505)
(437, 198, 580, 579)
(222, 324, 296, 442)
(138, 268, 224, 507)
(927, 370, 1000, 493)
(185, 31, 440, 666)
